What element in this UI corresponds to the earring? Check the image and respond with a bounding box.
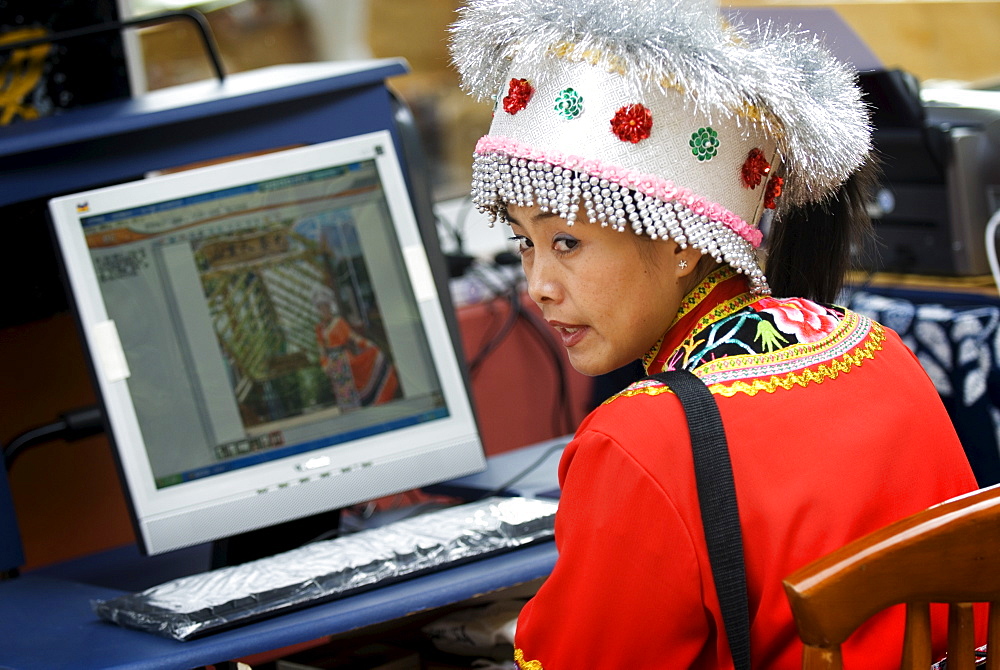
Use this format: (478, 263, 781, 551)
(678, 259, 689, 270)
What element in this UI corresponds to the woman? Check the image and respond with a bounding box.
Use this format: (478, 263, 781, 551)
(450, 1, 980, 668)
(313, 285, 399, 409)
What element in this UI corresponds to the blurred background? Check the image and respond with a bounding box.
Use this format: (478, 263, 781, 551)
(9, 0, 997, 205)
(2, 0, 999, 272)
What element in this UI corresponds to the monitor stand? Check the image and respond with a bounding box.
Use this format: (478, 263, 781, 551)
(210, 508, 343, 568)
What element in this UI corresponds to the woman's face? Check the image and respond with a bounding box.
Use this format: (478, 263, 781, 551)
(507, 203, 699, 377)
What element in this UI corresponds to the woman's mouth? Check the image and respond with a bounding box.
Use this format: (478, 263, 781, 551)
(549, 322, 588, 347)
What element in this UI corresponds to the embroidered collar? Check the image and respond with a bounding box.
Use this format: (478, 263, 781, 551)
(643, 267, 759, 374)
(622, 271, 886, 399)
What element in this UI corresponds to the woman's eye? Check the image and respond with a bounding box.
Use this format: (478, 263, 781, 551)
(553, 235, 579, 253)
(509, 235, 532, 253)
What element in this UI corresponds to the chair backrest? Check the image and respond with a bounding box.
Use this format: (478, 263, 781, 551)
(782, 484, 1000, 670)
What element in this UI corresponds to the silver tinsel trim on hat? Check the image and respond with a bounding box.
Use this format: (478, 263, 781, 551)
(450, 0, 871, 212)
(472, 151, 769, 294)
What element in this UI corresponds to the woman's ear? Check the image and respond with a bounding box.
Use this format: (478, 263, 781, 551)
(673, 244, 704, 279)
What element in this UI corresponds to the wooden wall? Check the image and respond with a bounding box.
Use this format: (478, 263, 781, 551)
(725, 1, 1000, 85)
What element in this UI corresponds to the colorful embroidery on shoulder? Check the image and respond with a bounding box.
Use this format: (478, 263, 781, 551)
(604, 376, 675, 404)
(609, 307, 885, 403)
(642, 276, 754, 372)
(515, 648, 544, 670)
(701, 312, 886, 396)
(671, 296, 844, 368)
(666, 292, 762, 369)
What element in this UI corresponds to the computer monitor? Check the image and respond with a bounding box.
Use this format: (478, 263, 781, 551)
(47, 131, 487, 557)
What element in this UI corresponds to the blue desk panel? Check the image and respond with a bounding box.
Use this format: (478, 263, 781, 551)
(0, 541, 555, 670)
(0, 59, 409, 209)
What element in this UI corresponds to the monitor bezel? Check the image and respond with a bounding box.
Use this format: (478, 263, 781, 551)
(48, 131, 486, 555)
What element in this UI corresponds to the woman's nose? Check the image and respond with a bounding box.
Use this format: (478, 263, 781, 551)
(525, 254, 561, 305)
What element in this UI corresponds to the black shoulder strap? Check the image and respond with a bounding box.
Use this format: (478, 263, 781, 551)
(650, 369, 751, 670)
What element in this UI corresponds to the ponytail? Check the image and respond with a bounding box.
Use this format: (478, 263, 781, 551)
(764, 156, 881, 304)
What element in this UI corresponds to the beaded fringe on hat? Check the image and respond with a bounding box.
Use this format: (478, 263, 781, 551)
(472, 152, 768, 295)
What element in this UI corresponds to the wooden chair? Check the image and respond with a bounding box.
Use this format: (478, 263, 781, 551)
(782, 484, 1000, 670)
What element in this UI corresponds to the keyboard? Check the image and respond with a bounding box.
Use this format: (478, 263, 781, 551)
(93, 496, 558, 641)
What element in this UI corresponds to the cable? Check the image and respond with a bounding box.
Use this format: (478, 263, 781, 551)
(469, 303, 520, 377)
(3, 405, 104, 471)
(0, 10, 225, 82)
(467, 293, 516, 375)
(516, 305, 576, 436)
(466, 260, 578, 435)
(456, 258, 579, 454)
(464, 264, 577, 435)
(467, 265, 524, 376)
(435, 196, 476, 260)
(985, 207, 1000, 292)
(480, 441, 566, 499)
(453, 196, 475, 252)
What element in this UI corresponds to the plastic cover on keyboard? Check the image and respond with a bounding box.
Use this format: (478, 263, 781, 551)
(92, 496, 557, 641)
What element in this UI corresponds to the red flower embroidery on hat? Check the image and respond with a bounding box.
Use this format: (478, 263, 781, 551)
(741, 148, 771, 189)
(503, 78, 534, 115)
(764, 175, 784, 209)
(610, 104, 653, 143)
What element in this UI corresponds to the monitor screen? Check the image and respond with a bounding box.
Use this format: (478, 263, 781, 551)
(48, 131, 486, 556)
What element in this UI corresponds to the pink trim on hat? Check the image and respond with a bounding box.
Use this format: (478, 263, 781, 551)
(475, 135, 763, 248)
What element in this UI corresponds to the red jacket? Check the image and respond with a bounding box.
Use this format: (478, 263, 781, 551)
(514, 268, 979, 669)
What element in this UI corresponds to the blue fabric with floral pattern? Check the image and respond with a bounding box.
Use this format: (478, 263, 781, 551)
(848, 288, 1000, 487)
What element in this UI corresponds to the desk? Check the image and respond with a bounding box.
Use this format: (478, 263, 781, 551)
(0, 443, 565, 670)
(0, 544, 555, 670)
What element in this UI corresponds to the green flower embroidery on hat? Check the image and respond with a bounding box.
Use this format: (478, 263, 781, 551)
(554, 88, 584, 120)
(690, 127, 719, 161)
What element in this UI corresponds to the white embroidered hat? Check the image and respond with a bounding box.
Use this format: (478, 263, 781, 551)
(450, 0, 872, 295)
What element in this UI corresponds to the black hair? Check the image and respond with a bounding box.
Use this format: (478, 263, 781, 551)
(764, 155, 881, 304)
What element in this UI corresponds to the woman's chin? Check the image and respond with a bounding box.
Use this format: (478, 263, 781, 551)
(567, 352, 620, 378)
